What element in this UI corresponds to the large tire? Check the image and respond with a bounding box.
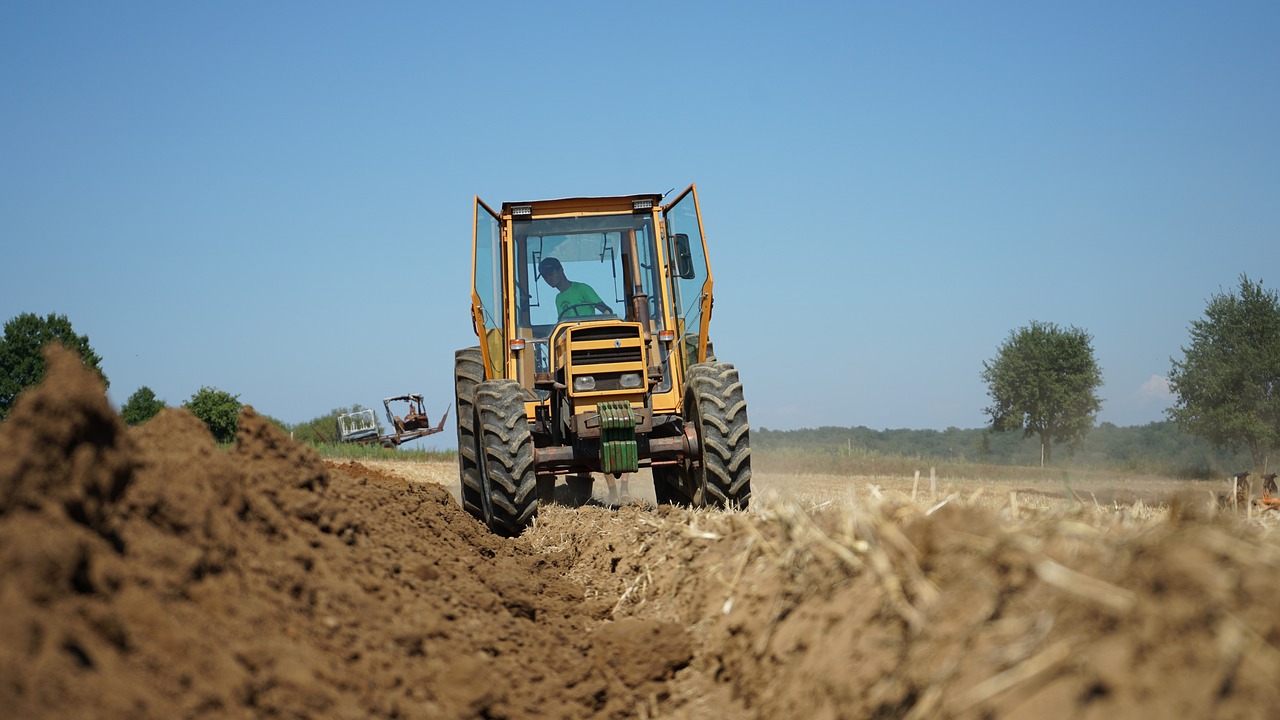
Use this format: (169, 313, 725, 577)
(454, 347, 486, 523)
(476, 379, 538, 536)
(685, 362, 751, 509)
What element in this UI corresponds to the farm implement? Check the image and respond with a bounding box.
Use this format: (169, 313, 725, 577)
(337, 394, 450, 448)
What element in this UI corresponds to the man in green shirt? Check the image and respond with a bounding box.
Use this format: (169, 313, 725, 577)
(539, 257, 613, 319)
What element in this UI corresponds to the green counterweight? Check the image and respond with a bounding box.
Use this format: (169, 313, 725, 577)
(598, 401, 638, 475)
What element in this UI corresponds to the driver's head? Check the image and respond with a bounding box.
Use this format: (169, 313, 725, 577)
(539, 257, 565, 285)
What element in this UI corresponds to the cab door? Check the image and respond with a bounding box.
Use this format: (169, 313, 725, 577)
(662, 184, 713, 367)
(473, 197, 504, 379)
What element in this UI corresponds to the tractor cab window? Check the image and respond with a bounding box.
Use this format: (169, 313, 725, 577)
(663, 186, 712, 366)
(529, 234, 621, 326)
(514, 212, 665, 374)
(473, 198, 504, 379)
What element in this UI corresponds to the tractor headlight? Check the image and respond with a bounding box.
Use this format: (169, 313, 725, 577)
(573, 375, 596, 392)
(619, 373, 642, 389)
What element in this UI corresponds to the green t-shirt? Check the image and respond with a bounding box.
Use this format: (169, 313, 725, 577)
(556, 282, 606, 318)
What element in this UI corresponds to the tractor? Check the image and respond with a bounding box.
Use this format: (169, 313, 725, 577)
(455, 184, 751, 536)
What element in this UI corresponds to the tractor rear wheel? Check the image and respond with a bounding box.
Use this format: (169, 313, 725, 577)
(685, 362, 752, 509)
(454, 347, 486, 524)
(476, 379, 538, 536)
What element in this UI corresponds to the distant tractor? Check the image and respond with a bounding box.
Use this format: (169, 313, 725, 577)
(456, 184, 751, 536)
(337, 394, 450, 448)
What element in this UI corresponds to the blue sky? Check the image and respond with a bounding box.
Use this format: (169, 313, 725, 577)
(3, 2, 1278, 448)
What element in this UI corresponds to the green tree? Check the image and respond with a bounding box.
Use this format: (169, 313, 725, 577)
(121, 386, 166, 426)
(981, 320, 1104, 467)
(1167, 274, 1280, 474)
(0, 312, 107, 419)
(184, 386, 243, 444)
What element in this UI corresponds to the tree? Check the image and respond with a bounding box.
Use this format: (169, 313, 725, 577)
(184, 386, 243, 444)
(981, 320, 1103, 467)
(121, 386, 166, 426)
(0, 312, 107, 419)
(1167, 274, 1280, 474)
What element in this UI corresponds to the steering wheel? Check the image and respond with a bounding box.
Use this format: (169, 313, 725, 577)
(557, 303, 614, 321)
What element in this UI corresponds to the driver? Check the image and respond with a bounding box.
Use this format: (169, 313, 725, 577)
(539, 256, 612, 319)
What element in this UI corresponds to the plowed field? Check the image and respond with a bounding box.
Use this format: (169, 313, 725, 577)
(3, 346, 1280, 719)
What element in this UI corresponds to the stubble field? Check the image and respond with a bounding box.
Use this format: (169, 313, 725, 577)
(3, 346, 1280, 719)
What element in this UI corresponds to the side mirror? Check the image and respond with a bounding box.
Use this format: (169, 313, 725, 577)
(674, 233, 696, 279)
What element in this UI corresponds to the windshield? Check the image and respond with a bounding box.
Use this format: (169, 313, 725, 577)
(512, 211, 665, 386)
(514, 212, 664, 338)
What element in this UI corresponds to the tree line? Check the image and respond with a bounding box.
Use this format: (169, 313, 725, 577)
(754, 422, 1250, 479)
(978, 274, 1278, 476)
(0, 312, 381, 445)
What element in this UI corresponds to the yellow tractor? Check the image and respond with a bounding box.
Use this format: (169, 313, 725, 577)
(455, 184, 751, 536)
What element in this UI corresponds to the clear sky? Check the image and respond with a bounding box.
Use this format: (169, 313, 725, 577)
(3, 2, 1278, 449)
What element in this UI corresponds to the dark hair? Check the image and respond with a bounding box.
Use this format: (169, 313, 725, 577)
(539, 257, 562, 274)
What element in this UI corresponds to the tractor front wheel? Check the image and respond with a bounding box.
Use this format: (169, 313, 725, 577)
(476, 379, 538, 536)
(685, 362, 752, 509)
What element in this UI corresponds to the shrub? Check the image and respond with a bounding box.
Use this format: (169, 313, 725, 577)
(121, 386, 166, 426)
(185, 386, 243, 444)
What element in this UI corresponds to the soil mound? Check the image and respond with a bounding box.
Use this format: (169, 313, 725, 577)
(0, 346, 674, 719)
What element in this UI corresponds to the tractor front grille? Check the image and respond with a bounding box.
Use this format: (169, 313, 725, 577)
(573, 345, 643, 366)
(567, 324, 645, 367)
(562, 323, 647, 397)
(571, 325, 638, 342)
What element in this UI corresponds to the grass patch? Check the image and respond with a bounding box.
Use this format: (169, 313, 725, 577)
(305, 442, 455, 462)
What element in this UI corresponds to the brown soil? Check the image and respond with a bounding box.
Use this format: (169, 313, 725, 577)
(3, 345, 1279, 719)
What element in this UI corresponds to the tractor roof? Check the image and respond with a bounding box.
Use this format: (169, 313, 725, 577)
(500, 193, 663, 218)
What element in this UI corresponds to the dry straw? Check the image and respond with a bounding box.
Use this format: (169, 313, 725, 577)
(504, 463, 1280, 713)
